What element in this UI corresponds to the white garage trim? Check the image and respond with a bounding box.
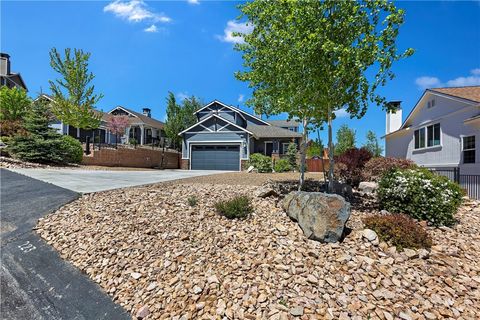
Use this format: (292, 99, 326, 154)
(188, 141, 243, 171)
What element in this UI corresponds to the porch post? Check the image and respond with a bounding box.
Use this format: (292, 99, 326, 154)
(77, 127, 80, 138)
(140, 125, 145, 145)
(125, 126, 131, 144)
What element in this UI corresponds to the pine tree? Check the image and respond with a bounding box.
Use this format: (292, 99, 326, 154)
(9, 100, 68, 163)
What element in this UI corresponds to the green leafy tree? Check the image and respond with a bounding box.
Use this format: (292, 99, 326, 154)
(164, 93, 201, 150)
(235, 0, 413, 191)
(164, 92, 183, 149)
(306, 138, 324, 158)
(49, 48, 103, 130)
(335, 124, 356, 156)
(0, 86, 31, 121)
(363, 130, 383, 157)
(8, 99, 82, 164)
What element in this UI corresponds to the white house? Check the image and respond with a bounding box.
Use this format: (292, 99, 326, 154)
(384, 86, 479, 175)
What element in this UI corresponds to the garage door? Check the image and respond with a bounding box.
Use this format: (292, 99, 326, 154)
(191, 145, 240, 171)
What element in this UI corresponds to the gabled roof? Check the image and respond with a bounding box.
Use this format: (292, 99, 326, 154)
(429, 86, 480, 103)
(195, 100, 272, 126)
(178, 113, 254, 136)
(1, 73, 27, 91)
(246, 124, 302, 138)
(268, 119, 300, 127)
(109, 106, 164, 130)
(387, 86, 480, 137)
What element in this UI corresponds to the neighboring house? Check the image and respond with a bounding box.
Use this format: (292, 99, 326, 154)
(0, 53, 28, 91)
(109, 106, 165, 145)
(384, 86, 480, 175)
(38, 94, 165, 145)
(179, 100, 302, 171)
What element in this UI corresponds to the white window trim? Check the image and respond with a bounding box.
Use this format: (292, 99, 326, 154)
(461, 135, 476, 164)
(413, 122, 442, 150)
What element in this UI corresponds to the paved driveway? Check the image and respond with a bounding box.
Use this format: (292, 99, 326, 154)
(8, 168, 227, 193)
(1, 169, 130, 320)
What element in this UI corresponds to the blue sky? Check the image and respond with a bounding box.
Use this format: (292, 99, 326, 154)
(2, 1, 479, 147)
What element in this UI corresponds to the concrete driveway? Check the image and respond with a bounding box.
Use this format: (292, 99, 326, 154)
(1, 169, 130, 320)
(7, 168, 227, 193)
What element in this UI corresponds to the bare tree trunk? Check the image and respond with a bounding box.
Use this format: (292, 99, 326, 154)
(298, 118, 308, 191)
(328, 106, 335, 193)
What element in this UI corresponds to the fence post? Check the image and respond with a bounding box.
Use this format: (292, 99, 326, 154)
(455, 167, 460, 183)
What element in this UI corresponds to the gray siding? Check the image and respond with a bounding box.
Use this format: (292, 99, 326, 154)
(386, 93, 480, 175)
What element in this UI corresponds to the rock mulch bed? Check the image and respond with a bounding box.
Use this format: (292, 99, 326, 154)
(37, 183, 480, 319)
(0, 156, 53, 169)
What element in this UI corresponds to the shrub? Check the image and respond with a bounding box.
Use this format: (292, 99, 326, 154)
(60, 135, 83, 163)
(188, 196, 198, 207)
(334, 147, 372, 186)
(363, 214, 432, 250)
(274, 158, 292, 172)
(248, 153, 272, 173)
(378, 168, 464, 226)
(215, 195, 253, 219)
(362, 157, 416, 182)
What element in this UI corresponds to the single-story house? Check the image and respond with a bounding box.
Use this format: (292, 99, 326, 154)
(179, 100, 302, 171)
(1, 53, 27, 91)
(384, 86, 479, 175)
(38, 94, 165, 145)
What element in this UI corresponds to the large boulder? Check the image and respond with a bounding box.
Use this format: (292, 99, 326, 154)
(281, 191, 351, 243)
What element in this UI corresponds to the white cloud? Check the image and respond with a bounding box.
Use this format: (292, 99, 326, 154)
(415, 76, 442, 90)
(415, 69, 480, 89)
(144, 24, 158, 33)
(217, 20, 253, 44)
(177, 92, 189, 101)
(237, 94, 244, 103)
(187, 0, 200, 4)
(446, 75, 480, 87)
(104, 1, 171, 23)
(334, 108, 349, 118)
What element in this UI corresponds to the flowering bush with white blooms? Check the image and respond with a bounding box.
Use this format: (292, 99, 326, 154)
(378, 168, 464, 226)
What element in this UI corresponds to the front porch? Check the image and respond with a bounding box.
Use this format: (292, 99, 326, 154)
(126, 125, 164, 146)
(250, 137, 300, 157)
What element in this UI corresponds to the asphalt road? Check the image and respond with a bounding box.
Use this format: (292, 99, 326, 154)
(0, 169, 130, 320)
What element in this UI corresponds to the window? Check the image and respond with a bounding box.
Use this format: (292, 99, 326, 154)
(414, 127, 425, 149)
(463, 136, 476, 164)
(427, 123, 440, 147)
(282, 143, 290, 154)
(288, 127, 297, 132)
(427, 99, 436, 108)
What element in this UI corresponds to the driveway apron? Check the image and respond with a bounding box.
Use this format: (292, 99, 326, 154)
(1, 169, 130, 320)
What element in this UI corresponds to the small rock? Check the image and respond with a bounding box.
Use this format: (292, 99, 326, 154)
(254, 187, 278, 198)
(307, 274, 318, 284)
(358, 181, 378, 194)
(289, 306, 304, 317)
(207, 275, 219, 284)
(131, 272, 142, 280)
(403, 248, 418, 259)
(192, 285, 203, 294)
(146, 282, 157, 291)
(136, 305, 150, 319)
(418, 249, 430, 259)
(399, 311, 412, 320)
(362, 229, 378, 242)
(195, 302, 205, 310)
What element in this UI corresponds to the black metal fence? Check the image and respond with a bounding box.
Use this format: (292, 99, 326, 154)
(427, 167, 480, 200)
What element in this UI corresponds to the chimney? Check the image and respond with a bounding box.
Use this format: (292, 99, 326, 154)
(0, 53, 11, 75)
(142, 108, 151, 118)
(386, 101, 402, 134)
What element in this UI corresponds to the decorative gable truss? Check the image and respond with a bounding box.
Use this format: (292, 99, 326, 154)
(179, 114, 255, 136)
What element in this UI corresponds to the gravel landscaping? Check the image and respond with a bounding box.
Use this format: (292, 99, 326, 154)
(37, 183, 480, 319)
